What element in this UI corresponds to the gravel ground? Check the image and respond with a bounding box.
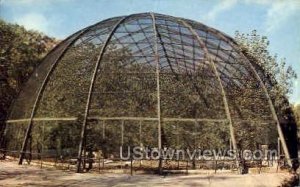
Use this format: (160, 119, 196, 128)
(0, 160, 294, 187)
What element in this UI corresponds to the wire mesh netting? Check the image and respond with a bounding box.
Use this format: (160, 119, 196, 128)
(3, 13, 284, 173)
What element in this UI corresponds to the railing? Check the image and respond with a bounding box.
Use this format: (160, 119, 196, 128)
(0, 148, 297, 175)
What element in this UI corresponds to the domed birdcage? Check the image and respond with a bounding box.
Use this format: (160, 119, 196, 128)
(4, 12, 292, 173)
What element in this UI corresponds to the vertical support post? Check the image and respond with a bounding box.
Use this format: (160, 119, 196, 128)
(98, 156, 101, 173)
(41, 122, 44, 169)
(130, 156, 133, 176)
(121, 120, 124, 146)
(139, 120, 142, 147)
(277, 137, 281, 157)
(177, 123, 179, 169)
(192, 121, 197, 169)
(102, 120, 105, 139)
(150, 12, 163, 175)
(186, 160, 189, 174)
(215, 160, 218, 174)
(180, 19, 239, 167)
(76, 16, 128, 173)
(101, 119, 105, 171)
(139, 120, 142, 167)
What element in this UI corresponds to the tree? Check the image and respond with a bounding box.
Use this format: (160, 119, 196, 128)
(234, 30, 297, 116)
(235, 31, 299, 163)
(0, 19, 57, 147)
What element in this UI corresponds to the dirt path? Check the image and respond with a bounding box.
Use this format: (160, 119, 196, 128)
(0, 160, 294, 186)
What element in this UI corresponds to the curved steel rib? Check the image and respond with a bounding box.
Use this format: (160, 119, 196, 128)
(76, 16, 128, 172)
(179, 19, 239, 160)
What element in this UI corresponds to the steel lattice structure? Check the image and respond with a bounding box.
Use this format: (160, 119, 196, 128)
(4, 13, 291, 172)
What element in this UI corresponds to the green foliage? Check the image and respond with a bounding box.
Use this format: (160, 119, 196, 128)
(235, 30, 297, 114)
(0, 19, 57, 148)
(0, 19, 57, 120)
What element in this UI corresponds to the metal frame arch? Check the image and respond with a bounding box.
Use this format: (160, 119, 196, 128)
(17, 18, 114, 165)
(13, 11, 291, 173)
(76, 15, 129, 173)
(179, 19, 239, 155)
(212, 32, 292, 166)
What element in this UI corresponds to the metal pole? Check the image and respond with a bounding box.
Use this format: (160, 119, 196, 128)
(139, 120, 142, 167)
(215, 160, 217, 174)
(121, 120, 124, 146)
(41, 122, 44, 169)
(278, 137, 281, 157)
(76, 16, 128, 173)
(150, 12, 163, 175)
(139, 120, 142, 147)
(102, 120, 105, 139)
(131, 156, 133, 176)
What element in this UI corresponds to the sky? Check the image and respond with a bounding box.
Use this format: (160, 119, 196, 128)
(0, 0, 299, 104)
